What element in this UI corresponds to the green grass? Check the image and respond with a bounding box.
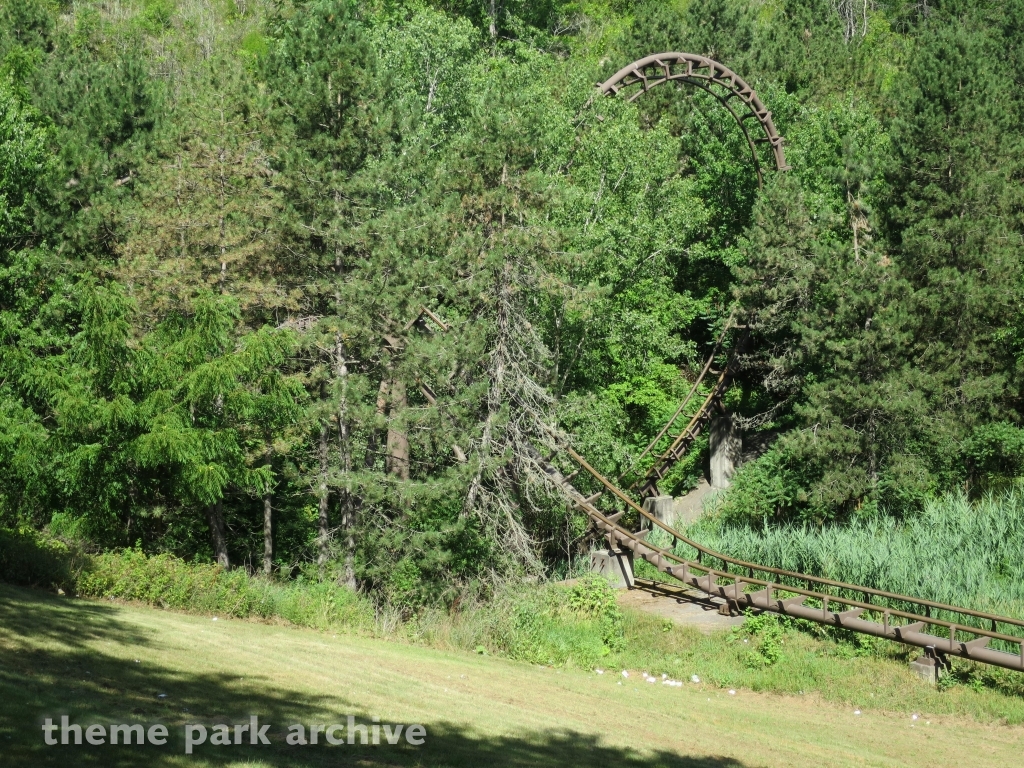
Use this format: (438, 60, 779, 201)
(2, 582, 1023, 768)
(614, 607, 1024, 721)
(678, 490, 1024, 619)
(4, 526, 1024, 726)
(385, 582, 1024, 725)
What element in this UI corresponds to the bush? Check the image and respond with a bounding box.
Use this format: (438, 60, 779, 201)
(77, 550, 276, 617)
(76, 549, 372, 629)
(0, 531, 378, 634)
(0, 528, 79, 593)
(434, 577, 630, 668)
(568, 574, 626, 651)
(487, 588, 609, 667)
(731, 610, 785, 669)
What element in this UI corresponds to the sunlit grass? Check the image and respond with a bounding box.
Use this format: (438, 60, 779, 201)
(2, 582, 1023, 768)
(685, 490, 1024, 619)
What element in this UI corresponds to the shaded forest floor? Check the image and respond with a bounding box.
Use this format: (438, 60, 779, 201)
(0, 584, 1021, 767)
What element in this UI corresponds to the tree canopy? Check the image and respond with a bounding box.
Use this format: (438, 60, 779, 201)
(1, 0, 1022, 603)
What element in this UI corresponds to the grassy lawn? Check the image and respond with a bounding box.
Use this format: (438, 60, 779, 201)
(609, 586, 1024, 725)
(1, 584, 1022, 767)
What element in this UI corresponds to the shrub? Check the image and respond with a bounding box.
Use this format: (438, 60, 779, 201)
(75, 549, 373, 629)
(466, 578, 629, 668)
(568, 574, 626, 651)
(0, 533, 376, 633)
(732, 610, 785, 669)
(0, 528, 79, 593)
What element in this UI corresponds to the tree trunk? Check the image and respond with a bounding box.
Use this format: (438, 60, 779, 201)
(364, 378, 389, 469)
(317, 422, 331, 565)
(386, 379, 410, 480)
(334, 336, 357, 589)
(263, 450, 273, 576)
(263, 491, 273, 575)
(205, 500, 230, 568)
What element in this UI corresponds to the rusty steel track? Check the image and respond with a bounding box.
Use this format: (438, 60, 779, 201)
(537, 53, 1024, 673)
(596, 52, 776, 495)
(627, 331, 750, 499)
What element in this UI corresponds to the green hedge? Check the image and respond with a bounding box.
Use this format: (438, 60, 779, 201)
(0, 529, 619, 667)
(78, 550, 373, 629)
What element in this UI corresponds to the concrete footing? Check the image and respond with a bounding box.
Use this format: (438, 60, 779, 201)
(642, 495, 676, 528)
(590, 549, 634, 588)
(908, 655, 937, 683)
(908, 650, 949, 684)
(709, 415, 743, 489)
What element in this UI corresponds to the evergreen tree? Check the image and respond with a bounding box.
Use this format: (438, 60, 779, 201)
(883, 13, 1024, 489)
(116, 55, 286, 326)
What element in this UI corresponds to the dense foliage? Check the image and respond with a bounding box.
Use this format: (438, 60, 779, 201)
(1, 0, 1022, 603)
(688, 491, 1024, 619)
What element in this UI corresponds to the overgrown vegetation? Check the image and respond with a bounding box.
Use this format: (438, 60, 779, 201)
(79, 549, 372, 628)
(689, 489, 1024, 619)
(0, 527, 81, 593)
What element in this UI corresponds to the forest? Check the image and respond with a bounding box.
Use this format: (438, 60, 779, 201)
(1, 0, 1023, 609)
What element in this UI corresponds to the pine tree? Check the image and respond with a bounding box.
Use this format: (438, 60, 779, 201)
(882, 13, 1024, 487)
(115, 56, 286, 327)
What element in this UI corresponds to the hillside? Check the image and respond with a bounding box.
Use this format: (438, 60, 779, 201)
(1, 583, 1021, 767)
(2, 1, 1024, 752)
(2, 0, 1023, 598)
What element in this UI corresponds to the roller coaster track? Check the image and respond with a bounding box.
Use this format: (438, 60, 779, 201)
(537, 54, 1024, 674)
(542, 444, 1024, 673)
(599, 53, 790, 184)
(626, 329, 749, 499)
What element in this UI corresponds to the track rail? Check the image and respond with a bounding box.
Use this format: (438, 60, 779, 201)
(599, 53, 790, 185)
(541, 448, 1024, 672)
(628, 331, 749, 498)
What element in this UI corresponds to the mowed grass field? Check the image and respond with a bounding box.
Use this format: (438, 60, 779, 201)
(0, 583, 1021, 768)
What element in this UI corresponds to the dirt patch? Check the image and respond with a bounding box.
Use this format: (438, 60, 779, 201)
(617, 579, 746, 632)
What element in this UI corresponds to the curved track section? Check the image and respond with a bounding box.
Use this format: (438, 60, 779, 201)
(557, 52, 1024, 673)
(599, 53, 790, 183)
(628, 331, 749, 499)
